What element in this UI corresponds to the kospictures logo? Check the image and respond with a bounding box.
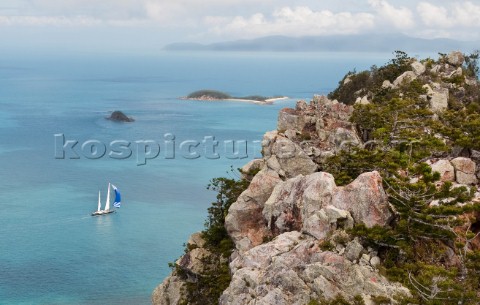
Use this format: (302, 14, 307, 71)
(54, 133, 265, 165)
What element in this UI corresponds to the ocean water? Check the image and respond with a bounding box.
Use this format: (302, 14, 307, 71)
(0, 51, 407, 304)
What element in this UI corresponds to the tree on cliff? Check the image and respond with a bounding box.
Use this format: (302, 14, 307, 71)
(328, 51, 412, 105)
(169, 176, 249, 305)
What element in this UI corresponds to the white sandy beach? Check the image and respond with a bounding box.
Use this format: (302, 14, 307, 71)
(183, 96, 289, 105)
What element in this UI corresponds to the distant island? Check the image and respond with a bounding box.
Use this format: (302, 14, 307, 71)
(183, 90, 288, 104)
(163, 34, 479, 53)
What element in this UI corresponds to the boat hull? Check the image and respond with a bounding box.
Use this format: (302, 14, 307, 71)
(91, 210, 116, 216)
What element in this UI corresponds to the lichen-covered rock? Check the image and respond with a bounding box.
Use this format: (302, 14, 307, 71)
(152, 232, 208, 305)
(286, 95, 360, 158)
(393, 71, 417, 88)
(465, 77, 478, 86)
(283, 129, 297, 140)
(329, 127, 361, 152)
(423, 83, 434, 95)
(411, 61, 426, 76)
(296, 100, 308, 111)
(431, 64, 442, 74)
(240, 159, 264, 179)
(355, 96, 370, 105)
(345, 238, 364, 262)
(429, 87, 449, 112)
(187, 232, 206, 248)
(451, 157, 476, 175)
(219, 232, 409, 305)
(226, 169, 282, 251)
(324, 205, 354, 229)
(152, 275, 186, 305)
(177, 247, 211, 275)
(451, 157, 478, 185)
(263, 171, 391, 242)
(447, 51, 465, 67)
(447, 67, 463, 79)
(428, 159, 455, 182)
(382, 80, 394, 89)
(370, 256, 381, 268)
(277, 108, 305, 132)
(262, 133, 317, 178)
(263, 172, 337, 239)
(332, 171, 392, 228)
(302, 209, 331, 240)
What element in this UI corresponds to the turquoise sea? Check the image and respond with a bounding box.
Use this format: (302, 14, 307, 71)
(0, 51, 412, 304)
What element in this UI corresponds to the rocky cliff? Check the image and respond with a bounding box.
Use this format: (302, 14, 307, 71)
(153, 51, 480, 305)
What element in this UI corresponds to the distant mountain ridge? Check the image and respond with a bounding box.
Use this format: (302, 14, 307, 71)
(164, 34, 478, 53)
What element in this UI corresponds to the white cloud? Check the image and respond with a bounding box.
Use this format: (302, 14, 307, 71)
(418, 1, 480, 28)
(0, 15, 149, 27)
(205, 6, 375, 38)
(9, 0, 144, 21)
(1, 0, 480, 42)
(144, 1, 184, 24)
(0, 0, 270, 27)
(368, 0, 415, 29)
(417, 2, 453, 28)
(0, 15, 102, 26)
(143, 0, 278, 26)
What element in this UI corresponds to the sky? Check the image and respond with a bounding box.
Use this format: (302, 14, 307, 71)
(1, 0, 480, 53)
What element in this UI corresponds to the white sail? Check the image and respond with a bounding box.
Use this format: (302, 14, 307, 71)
(97, 191, 101, 212)
(105, 183, 111, 211)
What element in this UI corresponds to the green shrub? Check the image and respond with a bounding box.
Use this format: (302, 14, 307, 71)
(171, 175, 249, 305)
(325, 51, 480, 304)
(309, 295, 365, 305)
(187, 90, 232, 99)
(187, 90, 279, 102)
(464, 50, 480, 78)
(238, 95, 269, 101)
(436, 110, 480, 150)
(374, 50, 412, 83)
(443, 74, 465, 86)
(328, 70, 371, 105)
(319, 240, 335, 251)
(328, 51, 417, 106)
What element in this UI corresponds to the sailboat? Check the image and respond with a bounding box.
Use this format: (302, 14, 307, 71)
(91, 183, 121, 216)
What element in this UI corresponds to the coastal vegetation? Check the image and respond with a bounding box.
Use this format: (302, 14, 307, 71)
(187, 90, 232, 100)
(324, 51, 480, 304)
(328, 51, 417, 105)
(169, 176, 249, 305)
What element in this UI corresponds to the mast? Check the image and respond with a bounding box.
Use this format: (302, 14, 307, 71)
(97, 191, 101, 212)
(105, 183, 111, 211)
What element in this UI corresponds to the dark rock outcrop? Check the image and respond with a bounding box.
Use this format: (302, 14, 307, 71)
(107, 110, 134, 122)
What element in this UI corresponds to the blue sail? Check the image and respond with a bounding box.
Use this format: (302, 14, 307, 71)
(111, 184, 121, 208)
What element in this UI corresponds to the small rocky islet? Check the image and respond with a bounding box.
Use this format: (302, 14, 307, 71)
(153, 51, 480, 305)
(106, 110, 135, 122)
